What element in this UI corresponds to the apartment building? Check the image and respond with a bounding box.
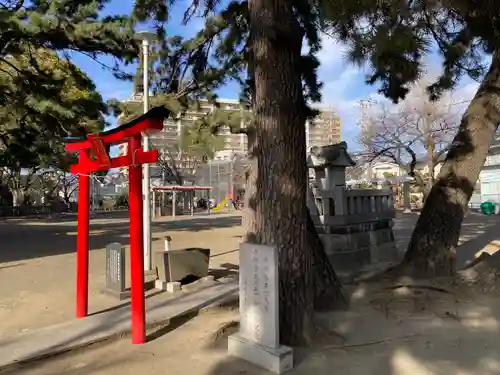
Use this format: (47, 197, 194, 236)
(117, 95, 342, 167)
(306, 109, 342, 151)
(117, 95, 248, 163)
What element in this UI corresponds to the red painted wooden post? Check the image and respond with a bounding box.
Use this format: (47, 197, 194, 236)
(65, 106, 170, 343)
(76, 150, 91, 318)
(128, 135, 146, 344)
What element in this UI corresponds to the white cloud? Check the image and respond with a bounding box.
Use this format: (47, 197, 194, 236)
(315, 34, 483, 148)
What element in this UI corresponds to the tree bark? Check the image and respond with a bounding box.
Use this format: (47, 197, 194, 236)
(248, 0, 314, 346)
(242, 131, 257, 242)
(307, 211, 347, 310)
(245, 135, 346, 310)
(404, 50, 500, 278)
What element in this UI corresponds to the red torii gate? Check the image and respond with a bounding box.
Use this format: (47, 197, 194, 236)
(65, 107, 170, 344)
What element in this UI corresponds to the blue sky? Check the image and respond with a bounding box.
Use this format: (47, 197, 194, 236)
(71, 0, 481, 152)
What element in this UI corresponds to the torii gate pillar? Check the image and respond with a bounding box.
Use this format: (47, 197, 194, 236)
(65, 107, 170, 344)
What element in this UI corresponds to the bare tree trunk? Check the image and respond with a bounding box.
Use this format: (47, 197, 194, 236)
(248, 0, 313, 346)
(404, 50, 500, 278)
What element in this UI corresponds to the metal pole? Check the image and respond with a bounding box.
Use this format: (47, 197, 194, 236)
(90, 175, 94, 211)
(217, 162, 220, 204)
(228, 158, 233, 212)
(141, 38, 152, 272)
(208, 160, 211, 215)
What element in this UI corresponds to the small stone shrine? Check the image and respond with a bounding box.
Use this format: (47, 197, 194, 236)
(307, 142, 398, 271)
(103, 242, 129, 300)
(228, 243, 293, 374)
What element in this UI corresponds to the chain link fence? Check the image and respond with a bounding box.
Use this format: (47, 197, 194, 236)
(195, 158, 248, 205)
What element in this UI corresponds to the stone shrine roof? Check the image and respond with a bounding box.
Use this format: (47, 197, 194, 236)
(307, 141, 356, 168)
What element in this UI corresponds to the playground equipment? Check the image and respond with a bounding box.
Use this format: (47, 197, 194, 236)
(211, 193, 244, 211)
(64, 107, 170, 344)
(212, 195, 231, 212)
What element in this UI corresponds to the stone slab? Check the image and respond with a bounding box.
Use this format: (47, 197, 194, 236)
(0, 280, 238, 369)
(228, 333, 293, 374)
(239, 243, 279, 349)
(154, 248, 210, 283)
(105, 243, 126, 295)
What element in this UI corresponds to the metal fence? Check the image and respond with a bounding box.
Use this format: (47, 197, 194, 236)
(195, 158, 248, 204)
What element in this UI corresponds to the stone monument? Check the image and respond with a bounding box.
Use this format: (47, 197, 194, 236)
(103, 242, 129, 300)
(228, 243, 293, 374)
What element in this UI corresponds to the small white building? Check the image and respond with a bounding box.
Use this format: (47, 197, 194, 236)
(472, 137, 500, 206)
(368, 161, 403, 179)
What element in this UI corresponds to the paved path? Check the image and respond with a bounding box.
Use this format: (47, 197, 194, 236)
(0, 279, 238, 369)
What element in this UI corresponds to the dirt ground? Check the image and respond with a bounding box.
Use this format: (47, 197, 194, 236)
(3, 211, 500, 374)
(3, 281, 500, 375)
(0, 212, 243, 337)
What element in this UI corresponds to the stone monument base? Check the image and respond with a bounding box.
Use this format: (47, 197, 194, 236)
(228, 334, 293, 374)
(101, 288, 130, 300)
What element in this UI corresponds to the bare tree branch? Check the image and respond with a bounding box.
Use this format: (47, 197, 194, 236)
(358, 81, 460, 195)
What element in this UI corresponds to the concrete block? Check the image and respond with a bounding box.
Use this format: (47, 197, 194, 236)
(166, 281, 182, 293)
(228, 334, 293, 374)
(155, 279, 167, 291)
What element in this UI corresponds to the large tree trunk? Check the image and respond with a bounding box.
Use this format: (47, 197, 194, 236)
(403, 50, 500, 278)
(245, 139, 346, 310)
(248, 0, 314, 346)
(242, 131, 258, 243)
(307, 211, 347, 310)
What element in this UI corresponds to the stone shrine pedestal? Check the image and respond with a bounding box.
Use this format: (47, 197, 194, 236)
(228, 243, 293, 374)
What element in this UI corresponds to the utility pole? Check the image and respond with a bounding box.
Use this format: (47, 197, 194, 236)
(359, 99, 376, 180)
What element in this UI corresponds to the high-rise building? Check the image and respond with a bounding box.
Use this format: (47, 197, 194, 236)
(305, 108, 342, 151)
(116, 96, 342, 181)
(117, 96, 248, 163)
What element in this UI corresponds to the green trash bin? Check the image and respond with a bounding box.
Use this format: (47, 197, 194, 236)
(480, 201, 496, 215)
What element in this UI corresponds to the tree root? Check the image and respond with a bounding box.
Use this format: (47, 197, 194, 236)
(385, 284, 454, 295)
(351, 261, 408, 284)
(455, 251, 500, 292)
(320, 333, 418, 351)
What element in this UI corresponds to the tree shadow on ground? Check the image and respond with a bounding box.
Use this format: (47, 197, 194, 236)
(392, 211, 500, 268)
(0, 312, 200, 375)
(209, 262, 239, 279)
(4, 283, 500, 375)
(0, 215, 242, 264)
(200, 283, 500, 375)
